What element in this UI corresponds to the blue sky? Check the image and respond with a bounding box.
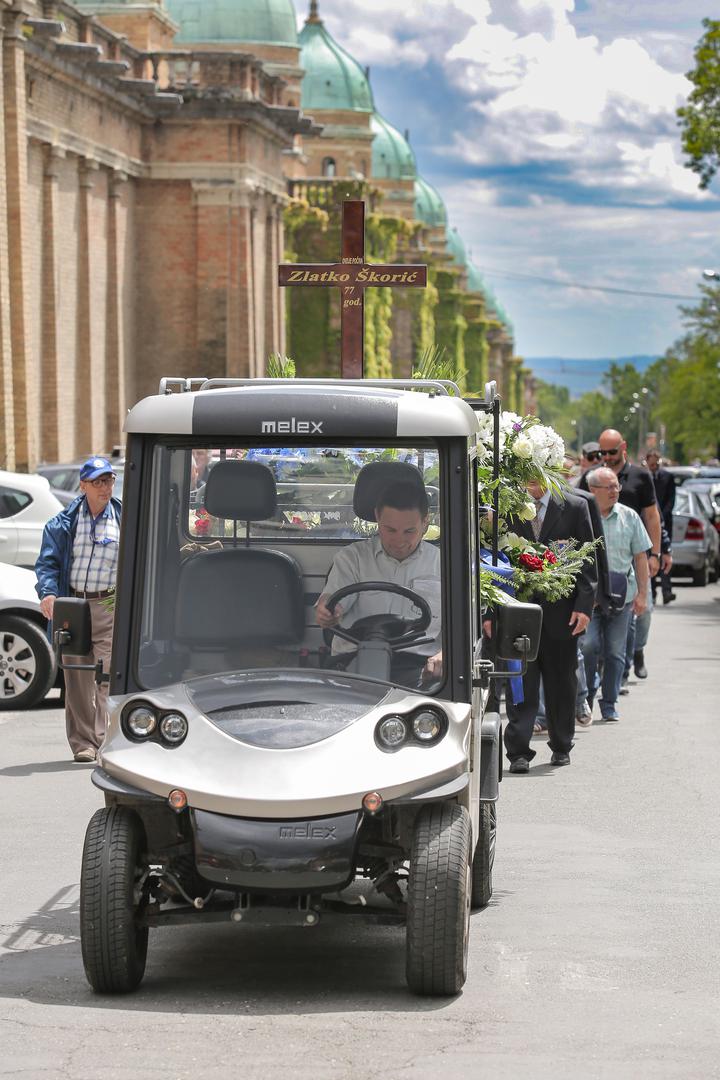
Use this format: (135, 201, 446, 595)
(301, 0, 718, 360)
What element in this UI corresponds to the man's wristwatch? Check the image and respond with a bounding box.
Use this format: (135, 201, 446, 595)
(650, 552, 661, 559)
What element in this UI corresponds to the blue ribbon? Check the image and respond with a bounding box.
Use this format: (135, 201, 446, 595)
(480, 548, 524, 705)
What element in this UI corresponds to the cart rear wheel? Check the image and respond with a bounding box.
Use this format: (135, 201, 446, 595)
(80, 806, 148, 993)
(471, 801, 497, 909)
(406, 802, 471, 996)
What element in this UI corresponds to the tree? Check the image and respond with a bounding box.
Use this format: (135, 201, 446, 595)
(677, 18, 720, 188)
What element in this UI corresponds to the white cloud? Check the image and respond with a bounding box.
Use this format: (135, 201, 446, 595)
(316, 0, 707, 202)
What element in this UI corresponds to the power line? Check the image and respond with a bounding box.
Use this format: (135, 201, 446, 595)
(480, 266, 697, 301)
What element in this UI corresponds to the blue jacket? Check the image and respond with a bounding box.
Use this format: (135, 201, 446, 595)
(35, 495, 122, 604)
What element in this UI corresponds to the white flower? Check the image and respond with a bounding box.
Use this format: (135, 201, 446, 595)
(499, 531, 529, 551)
(511, 434, 533, 460)
(499, 411, 523, 431)
(516, 501, 537, 522)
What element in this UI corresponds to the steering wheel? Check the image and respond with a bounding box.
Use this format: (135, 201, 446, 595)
(322, 581, 433, 651)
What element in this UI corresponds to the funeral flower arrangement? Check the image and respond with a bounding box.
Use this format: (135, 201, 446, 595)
(476, 411, 565, 524)
(478, 412, 599, 607)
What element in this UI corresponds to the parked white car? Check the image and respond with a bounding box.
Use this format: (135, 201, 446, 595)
(0, 470, 63, 568)
(0, 561, 57, 709)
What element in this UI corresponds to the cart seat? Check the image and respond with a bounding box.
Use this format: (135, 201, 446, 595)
(176, 461, 304, 647)
(353, 460, 433, 522)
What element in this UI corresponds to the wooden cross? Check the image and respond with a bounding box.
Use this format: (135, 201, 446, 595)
(278, 200, 427, 379)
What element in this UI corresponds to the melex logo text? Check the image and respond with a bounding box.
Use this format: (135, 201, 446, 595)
(279, 824, 336, 840)
(261, 418, 324, 434)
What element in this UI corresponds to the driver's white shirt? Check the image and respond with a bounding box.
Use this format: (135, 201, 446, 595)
(323, 535, 441, 656)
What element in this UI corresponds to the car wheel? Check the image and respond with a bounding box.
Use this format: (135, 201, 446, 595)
(710, 557, 719, 584)
(406, 802, 471, 996)
(471, 801, 497, 910)
(691, 560, 710, 587)
(0, 615, 55, 710)
(80, 807, 149, 994)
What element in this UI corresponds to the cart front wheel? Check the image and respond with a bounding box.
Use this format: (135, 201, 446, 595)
(80, 806, 149, 993)
(406, 802, 471, 996)
(471, 801, 497, 909)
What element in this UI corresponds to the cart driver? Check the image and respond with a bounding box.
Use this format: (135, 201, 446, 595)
(316, 481, 443, 686)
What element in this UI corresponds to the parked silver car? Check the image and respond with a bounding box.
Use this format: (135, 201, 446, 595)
(0, 471, 63, 567)
(683, 479, 720, 518)
(671, 488, 720, 586)
(0, 561, 57, 709)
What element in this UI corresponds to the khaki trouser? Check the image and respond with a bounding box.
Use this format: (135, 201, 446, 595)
(63, 598, 114, 755)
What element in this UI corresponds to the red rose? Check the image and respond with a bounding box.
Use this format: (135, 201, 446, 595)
(195, 508, 211, 536)
(543, 550, 558, 564)
(519, 552, 544, 572)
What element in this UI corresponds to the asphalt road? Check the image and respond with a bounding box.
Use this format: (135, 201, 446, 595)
(2, 581, 719, 1080)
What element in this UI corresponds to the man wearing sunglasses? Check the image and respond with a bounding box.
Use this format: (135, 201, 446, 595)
(580, 428, 666, 681)
(573, 441, 603, 483)
(36, 456, 121, 762)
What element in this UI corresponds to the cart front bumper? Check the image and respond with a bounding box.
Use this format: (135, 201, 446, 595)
(191, 808, 363, 892)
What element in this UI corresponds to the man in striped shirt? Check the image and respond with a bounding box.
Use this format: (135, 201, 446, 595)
(36, 457, 121, 762)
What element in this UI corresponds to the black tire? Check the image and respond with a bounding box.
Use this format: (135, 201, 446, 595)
(80, 807, 149, 994)
(0, 615, 55, 710)
(406, 802, 471, 996)
(471, 801, 497, 909)
(691, 560, 709, 587)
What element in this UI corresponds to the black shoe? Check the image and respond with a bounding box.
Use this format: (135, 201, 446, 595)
(509, 757, 530, 774)
(633, 650, 648, 679)
(662, 592, 676, 604)
(550, 752, 571, 766)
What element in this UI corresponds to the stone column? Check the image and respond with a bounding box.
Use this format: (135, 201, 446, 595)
(0, 2, 15, 468)
(75, 157, 98, 456)
(264, 198, 280, 368)
(40, 143, 64, 462)
(276, 204, 287, 359)
(247, 198, 259, 377)
(3, 4, 33, 468)
(105, 170, 126, 448)
(193, 181, 232, 380)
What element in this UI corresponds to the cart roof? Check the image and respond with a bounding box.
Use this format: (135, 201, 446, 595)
(124, 381, 482, 439)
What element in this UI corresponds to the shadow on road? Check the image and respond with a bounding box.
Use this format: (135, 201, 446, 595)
(0, 884, 471, 1015)
(0, 760, 92, 776)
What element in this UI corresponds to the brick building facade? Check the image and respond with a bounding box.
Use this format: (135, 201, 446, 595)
(0, 0, 315, 470)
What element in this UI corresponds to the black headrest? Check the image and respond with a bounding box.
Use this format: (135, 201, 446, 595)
(353, 461, 427, 522)
(203, 460, 277, 520)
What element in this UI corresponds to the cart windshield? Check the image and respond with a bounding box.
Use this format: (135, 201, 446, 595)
(136, 442, 444, 694)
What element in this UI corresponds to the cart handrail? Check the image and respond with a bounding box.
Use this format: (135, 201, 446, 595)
(158, 376, 462, 397)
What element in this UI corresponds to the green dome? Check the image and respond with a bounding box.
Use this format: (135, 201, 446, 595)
(466, 262, 487, 294)
(164, 0, 298, 46)
(414, 176, 447, 228)
(370, 113, 416, 180)
(446, 226, 467, 267)
(299, 7, 373, 112)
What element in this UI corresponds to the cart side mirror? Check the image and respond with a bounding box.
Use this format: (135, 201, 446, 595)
(495, 601, 542, 663)
(53, 598, 92, 661)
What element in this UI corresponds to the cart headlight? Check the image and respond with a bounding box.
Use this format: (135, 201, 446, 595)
(377, 715, 407, 749)
(159, 712, 188, 746)
(411, 708, 446, 745)
(125, 705, 157, 739)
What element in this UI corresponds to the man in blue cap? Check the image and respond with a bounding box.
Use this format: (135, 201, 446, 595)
(35, 456, 121, 762)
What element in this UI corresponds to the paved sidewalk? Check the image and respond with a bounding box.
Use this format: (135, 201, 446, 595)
(1, 582, 719, 1080)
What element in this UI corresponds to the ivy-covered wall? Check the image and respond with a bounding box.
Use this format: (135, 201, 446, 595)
(434, 266, 467, 381)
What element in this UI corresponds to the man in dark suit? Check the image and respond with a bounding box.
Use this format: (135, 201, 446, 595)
(505, 481, 597, 773)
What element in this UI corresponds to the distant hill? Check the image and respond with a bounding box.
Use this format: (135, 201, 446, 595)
(526, 356, 658, 397)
